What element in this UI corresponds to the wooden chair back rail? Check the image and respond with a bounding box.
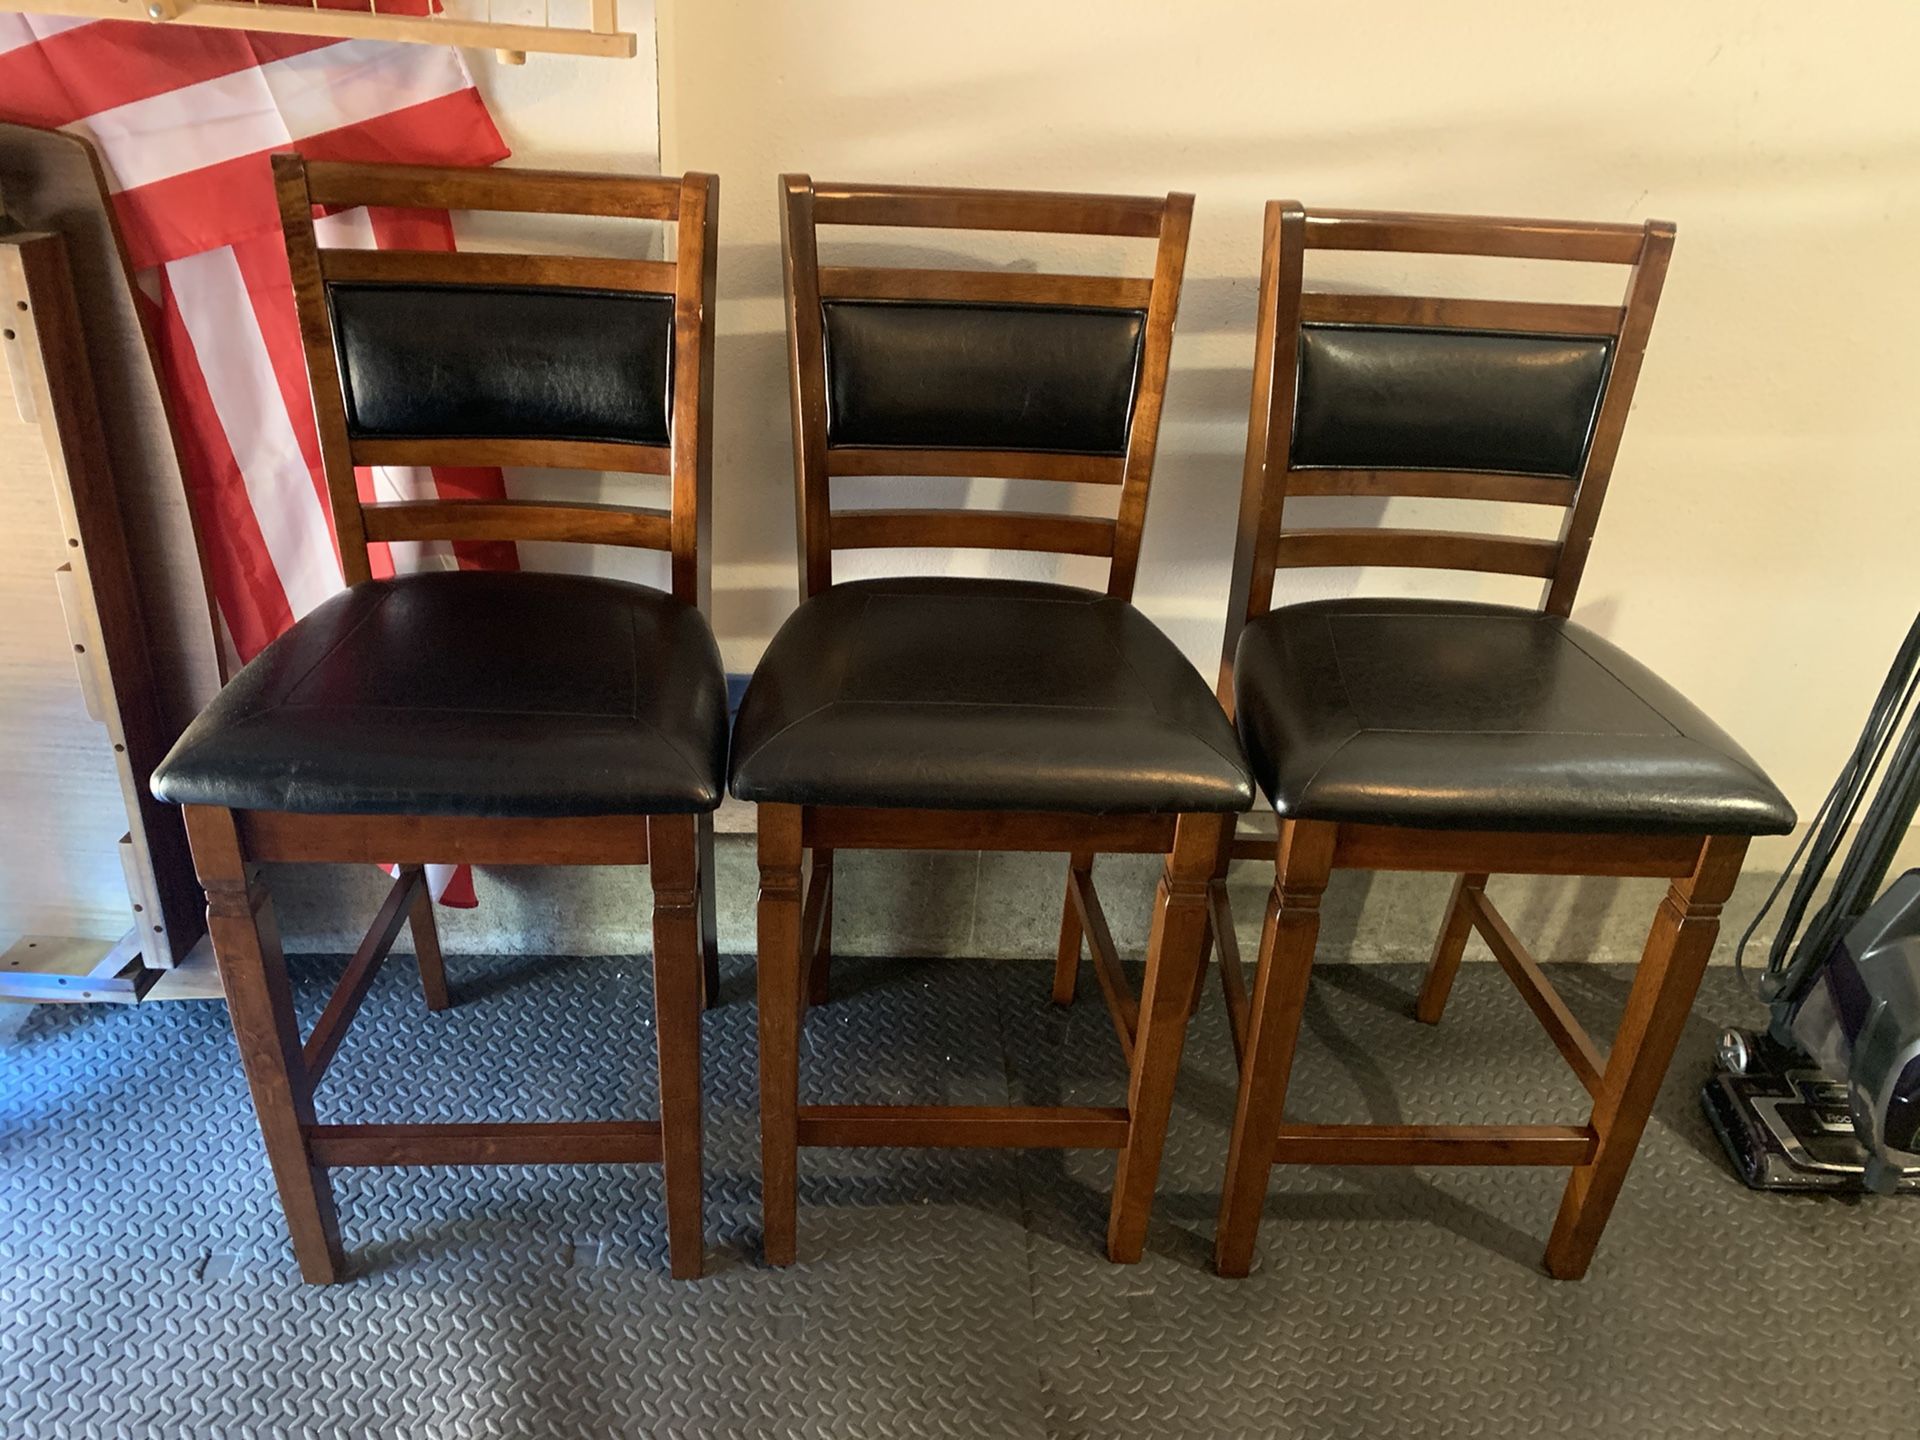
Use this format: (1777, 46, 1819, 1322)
(1302, 208, 1646, 263)
(1298, 292, 1626, 334)
(301, 161, 684, 219)
(317, 250, 678, 293)
(825, 448, 1126, 485)
(1285, 469, 1576, 506)
(349, 438, 671, 474)
(817, 265, 1153, 308)
(1218, 200, 1675, 690)
(1272, 528, 1562, 578)
(361, 498, 672, 550)
(808, 180, 1167, 237)
(275, 156, 717, 606)
(781, 174, 1192, 599)
(828, 508, 1117, 558)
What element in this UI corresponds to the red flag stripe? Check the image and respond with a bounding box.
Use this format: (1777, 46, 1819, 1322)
(109, 89, 509, 270)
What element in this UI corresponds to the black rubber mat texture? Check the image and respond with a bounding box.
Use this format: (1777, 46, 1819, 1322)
(4, 954, 1917, 1438)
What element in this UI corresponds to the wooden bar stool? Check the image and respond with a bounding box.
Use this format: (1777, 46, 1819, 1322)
(731, 176, 1253, 1265)
(1209, 203, 1796, 1279)
(150, 159, 724, 1281)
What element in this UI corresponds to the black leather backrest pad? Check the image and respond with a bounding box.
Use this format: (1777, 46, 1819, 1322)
(1292, 324, 1613, 477)
(822, 299, 1145, 455)
(329, 283, 674, 445)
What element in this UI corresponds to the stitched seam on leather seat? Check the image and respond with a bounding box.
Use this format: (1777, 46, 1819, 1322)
(735, 702, 836, 763)
(276, 587, 395, 712)
(1100, 602, 1245, 777)
(1557, 627, 1685, 738)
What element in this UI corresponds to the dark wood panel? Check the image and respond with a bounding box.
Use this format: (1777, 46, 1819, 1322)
(802, 807, 1176, 855)
(1286, 468, 1577, 506)
(826, 447, 1125, 485)
(303, 161, 681, 219)
(362, 498, 671, 549)
(1273, 527, 1561, 577)
(818, 265, 1152, 308)
(307, 1121, 664, 1167)
(237, 810, 651, 867)
(795, 1104, 1131, 1149)
(1271, 1123, 1599, 1166)
(1304, 209, 1646, 263)
(811, 181, 1165, 237)
(1298, 291, 1625, 335)
(319, 249, 675, 294)
(829, 507, 1117, 557)
(350, 437, 672, 474)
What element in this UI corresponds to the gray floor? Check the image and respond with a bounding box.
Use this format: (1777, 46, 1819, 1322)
(3, 950, 1916, 1439)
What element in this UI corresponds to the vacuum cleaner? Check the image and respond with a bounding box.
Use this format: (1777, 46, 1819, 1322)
(1704, 610, 1920, 1193)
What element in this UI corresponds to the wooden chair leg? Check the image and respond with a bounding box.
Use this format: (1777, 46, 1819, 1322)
(1107, 814, 1225, 1263)
(806, 847, 834, 1008)
(1213, 819, 1337, 1278)
(696, 811, 721, 1010)
(406, 868, 451, 1013)
(181, 805, 346, 1284)
(1414, 872, 1488, 1024)
(649, 814, 706, 1280)
(757, 803, 806, 1266)
(1187, 835, 1236, 1018)
(1544, 834, 1747, 1279)
(1051, 850, 1094, 1004)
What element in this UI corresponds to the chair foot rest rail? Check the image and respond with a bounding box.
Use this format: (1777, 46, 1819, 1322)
(1271, 1123, 1599, 1167)
(305, 1121, 664, 1167)
(795, 1104, 1130, 1149)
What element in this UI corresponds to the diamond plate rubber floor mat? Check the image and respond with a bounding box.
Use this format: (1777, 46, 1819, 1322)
(3, 952, 1916, 1438)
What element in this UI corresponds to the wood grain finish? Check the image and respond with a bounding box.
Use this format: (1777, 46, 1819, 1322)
(1286, 469, 1577, 506)
(809, 180, 1165, 237)
(1209, 203, 1755, 1282)
(780, 173, 1189, 598)
(826, 448, 1125, 485)
(186, 162, 723, 1286)
(1271, 1124, 1599, 1166)
(301, 161, 679, 218)
(362, 499, 672, 549)
(1298, 291, 1625, 335)
(306, 1122, 664, 1167)
(818, 265, 1152, 308)
(319, 249, 676, 294)
(1273, 527, 1561, 578)
(1218, 199, 1674, 645)
(300, 866, 422, 1085)
(1464, 887, 1607, 1094)
(829, 507, 1117, 557)
(276, 156, 709, 590)
(349, 438, 672, 475)
(760, 177, 1220, 1268)
(1303, 208, 1646, 263)
(801, 807, 1176, 855)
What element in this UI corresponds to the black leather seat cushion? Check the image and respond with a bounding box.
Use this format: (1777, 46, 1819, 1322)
(1234, 599, 1794, 835)
(152, 570, 726, 817)
(729, 577, 1251, 814)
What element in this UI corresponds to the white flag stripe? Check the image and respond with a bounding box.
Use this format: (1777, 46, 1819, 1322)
(264, 38, 473, 145)
(168, 244, 343, 622)
(72, 38, 474, 195)
(0, 14, 95, 54)
(73, 63, 291, 194)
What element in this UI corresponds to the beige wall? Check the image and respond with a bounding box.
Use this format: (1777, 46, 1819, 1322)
(474, 2, 1920, 841)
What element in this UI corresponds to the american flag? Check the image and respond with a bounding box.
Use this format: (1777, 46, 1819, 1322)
(1, 12, 514, 905)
